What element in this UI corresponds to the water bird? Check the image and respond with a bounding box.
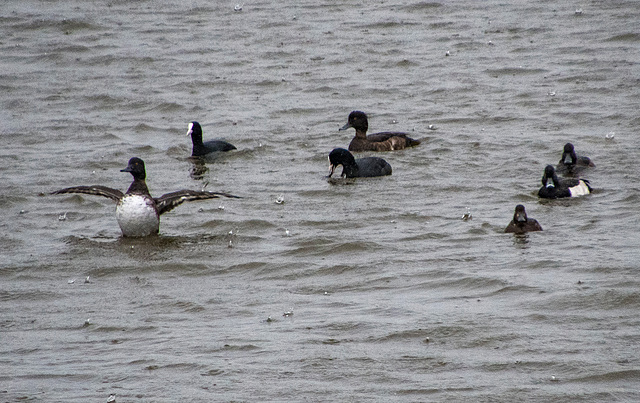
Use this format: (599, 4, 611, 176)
(327, 148, 392, 178)
(339, 111, 420, 152)
(52, 157, 240, 237)
(186, 121, 236, 157)
(504, 204, 542, 234)
(538, 165, 592, 199)
(555, 142, 595, 175)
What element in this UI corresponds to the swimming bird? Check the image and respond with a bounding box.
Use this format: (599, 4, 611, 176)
(328, 148, 392, 178)
(52, 157, 240, 237)
(556, 142, 595, 175)
(187, 121, 236, 157)
(338, 111, 420, 152)
(538, 165, 592, 199)
(504, 204, 542, 234)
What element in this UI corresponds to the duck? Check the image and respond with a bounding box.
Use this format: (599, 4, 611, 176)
(555, 142, 595, 175)
(328, 148, 392, 178)
(538, 165, 592, 199)
(52, 157, 240, 237)
(187, 121, 236, 157)
(339, 111, 420, 152)
(504, 204, 542, 234)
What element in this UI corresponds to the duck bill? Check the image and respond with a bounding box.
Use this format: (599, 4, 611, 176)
(562, 153, 575, 165)
(186, 122, 193, 136)
(515, 211, 527, 223)
(328, 164, 336, 178)
(338, 122, 352, 131)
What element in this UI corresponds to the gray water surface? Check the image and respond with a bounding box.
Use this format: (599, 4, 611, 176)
(2, 0, 640, 401)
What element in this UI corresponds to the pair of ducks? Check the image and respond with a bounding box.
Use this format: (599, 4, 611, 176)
(537, 143, 595, 199)
(52, 122, 240, 237)
(53, 112, 417, 237)
(328, 111, 420, 178)
(506, 143, 595, 234)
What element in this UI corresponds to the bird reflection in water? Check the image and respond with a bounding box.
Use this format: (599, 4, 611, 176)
(511, 233, 532, 248)
(189, 157, 209, 180)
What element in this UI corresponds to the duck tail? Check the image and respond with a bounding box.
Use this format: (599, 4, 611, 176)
(407, 137, 421, 147)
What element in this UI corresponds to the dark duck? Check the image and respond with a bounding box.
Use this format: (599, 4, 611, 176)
(339, 111, 420, 152)
(187, 121, 236, 157)
(555, 142, 594, 175)
(328, 148, 392, 178)
(504, 204, 542, 234)
(538, 165, 592, 199)
(52, 157, 240, 237)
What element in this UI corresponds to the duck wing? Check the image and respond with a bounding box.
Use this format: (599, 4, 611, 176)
(51, 186, 124, 202)
(560, 177, 584, 188)
(366, 131, 411, 142)
(154, 190, 240, 215)
(578, 156, 595, 167)
(193, 140, 237, 156)
(355, 157, 392, 177)
(367, 132, 420, 149)
(202, 139, 236, 152)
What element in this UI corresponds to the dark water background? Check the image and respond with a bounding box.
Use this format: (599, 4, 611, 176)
(2, 0, 640, 401)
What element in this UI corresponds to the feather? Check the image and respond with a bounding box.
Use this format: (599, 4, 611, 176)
(154, 190, 241, 215)
(51, 185, 124, 202)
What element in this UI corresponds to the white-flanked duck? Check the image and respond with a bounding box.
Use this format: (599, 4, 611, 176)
(52, 157, 240, 237)
(538, 165, 592, 199)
